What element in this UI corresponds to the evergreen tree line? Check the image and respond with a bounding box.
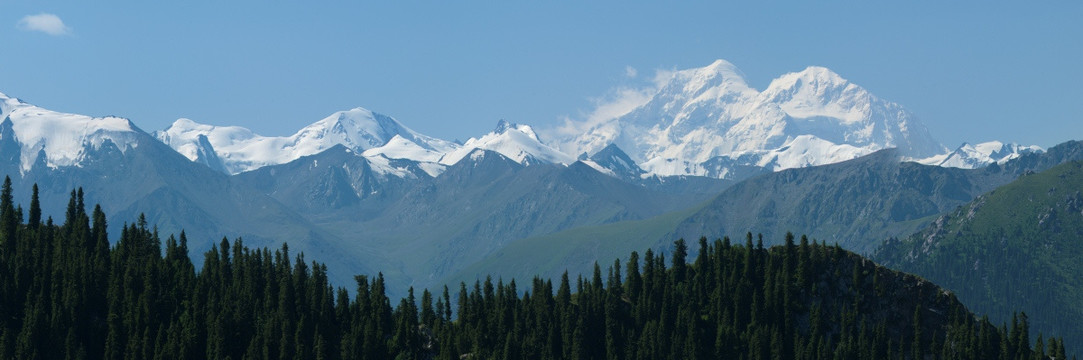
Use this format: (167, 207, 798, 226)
(0, 179, 1071, 359)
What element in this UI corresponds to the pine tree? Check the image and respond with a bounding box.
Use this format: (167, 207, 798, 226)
(0, 177, 16, 242)
(671, 239, 688, 284)
(27, 184, 39, 229)
(0, 184, 1068, 360)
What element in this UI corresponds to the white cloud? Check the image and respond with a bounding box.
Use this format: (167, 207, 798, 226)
(17, 13, 72, 36)
(583, 87, 653, 126)
(577, 67, 674, 129)
(546, 85, 657, 155)
(541, 65, 679, 156)
(624, 65, 637, 78)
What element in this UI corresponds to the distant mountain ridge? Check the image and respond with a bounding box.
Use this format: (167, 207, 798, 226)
(918, 141, 1043, 168)
(146, 60, 1037, 181)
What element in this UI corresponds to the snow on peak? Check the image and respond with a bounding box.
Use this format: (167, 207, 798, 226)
(299, 108, 412, 152)
(362, 135, 448, 177)
(582, 143, 645, 179)
(494, 119, 514, 134)
(915, 141, 1043, 169)
(440, 120, 572, 166)
(763, 66, 868, 123)
(548, 59, 946, 178)
(755, 134, 874, 170)
(157, 108, 457, 175)
(494, 119, 542, 142)
(664, 59, 757, 105)
(0, 93, 141, 173)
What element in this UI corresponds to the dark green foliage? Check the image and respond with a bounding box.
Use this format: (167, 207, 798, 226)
(0, 184, 1070, 359)
(876, 161, 1083, 353)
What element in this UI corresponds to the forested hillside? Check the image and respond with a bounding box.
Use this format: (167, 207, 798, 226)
(0, 180, 1069, 359)
(876, 160, 1083, 354)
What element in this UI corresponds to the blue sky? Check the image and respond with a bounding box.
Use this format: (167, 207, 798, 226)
(1, 2, 1080, 148)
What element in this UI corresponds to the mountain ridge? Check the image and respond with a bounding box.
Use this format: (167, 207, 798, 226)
(449, 141, 1083, 293)
(138, 60, 1034, 181)
(874, 159, 1083, 353)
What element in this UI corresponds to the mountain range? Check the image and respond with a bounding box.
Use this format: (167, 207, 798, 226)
(0, 60, 1057, 294)
(151, 60, 1036, 182)
(439, 141, 1083, 289)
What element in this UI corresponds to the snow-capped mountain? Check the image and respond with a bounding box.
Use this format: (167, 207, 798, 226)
(439, 120, 573, 166)
(157, 112, 575, 177)
(150, 60, 1046, 181)
(1, 58, 1042, 185)
(0, 91, 143, 173)
(580, 144, 645, 180)
(550, 60, 948, 178)
(917, 141, 1043, 168)
(155, 108, 458, 175)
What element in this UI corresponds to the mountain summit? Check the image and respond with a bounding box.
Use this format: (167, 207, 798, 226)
(155, 108, 457, 175)
(550, 60, 948, 178)
(0, 91, 142, 173)
(439, 119, 573, 166)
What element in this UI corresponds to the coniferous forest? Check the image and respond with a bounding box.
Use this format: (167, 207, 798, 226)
(0, 179, 1072, 360)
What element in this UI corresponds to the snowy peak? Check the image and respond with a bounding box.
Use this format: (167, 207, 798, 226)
(0, 92, 142, 173)
(918, 141, 1043, 169)
(440, 120, 571, 167)
(769, 66, 851, 92)
(155, 118, 263, 174)
(157, 109, 569, 178)
(754, 135, 873, 170)
(299, 108, 413, 152)
(362, 135, 447, 177)
(151, 59, 962, 181)
(446, 148, 522, 174)
(493, 119, 514, 134)
(157, 108, 457, 175)
(494, 119, 543, 142)
(582, 144, 644, 180)
(670, 59, 754, 98)
(762, 66, 870, 123)
(550, 59, 947, 179)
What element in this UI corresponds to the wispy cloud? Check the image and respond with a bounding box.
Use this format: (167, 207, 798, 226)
(542, 66, 677, 155)
(17, 13, 72, 36)
(569, 66, 675, 131)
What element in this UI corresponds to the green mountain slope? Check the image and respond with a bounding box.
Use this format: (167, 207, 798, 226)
(441, 202, 707, 288)
(674, 141, 1083, 254)
(235, 148, 727, 295)
(875, 160, 1083, 351)
(454, 141, 1083, 291)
